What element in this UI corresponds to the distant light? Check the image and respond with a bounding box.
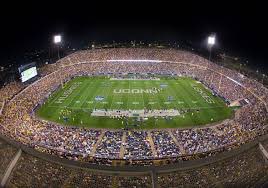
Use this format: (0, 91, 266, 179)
(54, 35, 62, 44)
(208, 35, 215, 45)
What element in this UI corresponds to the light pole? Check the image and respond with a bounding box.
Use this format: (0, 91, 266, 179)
(54, 35, 62, 60)
(54, 35, 63, 87)
(207, 34, 216, 61)
(262, 74, 265, 84)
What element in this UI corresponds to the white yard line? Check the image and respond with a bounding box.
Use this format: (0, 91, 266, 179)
(92, 83, 107, 110)
(48, 82, 84, 108)
(47, 78, 227, 113)
(126, 80, 130, 110)
(99, 81, 113, 109)
(62, 81, 88, 107)
(169, 81, 183, 109)
(109, 82, 117, 110)
(78, 80, 95, 109)
(141, 81, 146, 108)
(50, 84, 73, 105)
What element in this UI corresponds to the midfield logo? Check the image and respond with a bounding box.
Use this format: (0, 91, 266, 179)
(113, 88, 161, 94)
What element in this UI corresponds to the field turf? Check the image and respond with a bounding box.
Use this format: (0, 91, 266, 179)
(37, 76, 233, 129)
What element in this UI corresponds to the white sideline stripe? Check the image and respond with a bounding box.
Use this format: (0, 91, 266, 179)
(1, 149, 22, 187)
(107, 59, 162, 63)
(47, 105, 226, 110)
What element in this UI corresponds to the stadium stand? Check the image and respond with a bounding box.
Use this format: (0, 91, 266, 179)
(0, 137, 267, 187)
(0, 48, 267, 163)
(157, 147, 268, 187)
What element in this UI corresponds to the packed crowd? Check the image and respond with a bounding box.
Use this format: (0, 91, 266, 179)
(124, 131, 153, 160)
(1, 138, 267, 187)
(0, 81, 24, 115)
(0, 81, 24, 102)
(6, 151, 153, 188)
(95, 131, 123, 159)
(151, 130, 181, 157)
(0, 48, 267, 165)
(157, 147, 268, 187)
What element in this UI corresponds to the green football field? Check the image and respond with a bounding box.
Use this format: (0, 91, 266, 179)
(37, 76, 233, 129)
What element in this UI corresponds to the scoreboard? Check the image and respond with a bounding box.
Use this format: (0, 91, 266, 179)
(18, 63, 38, 83)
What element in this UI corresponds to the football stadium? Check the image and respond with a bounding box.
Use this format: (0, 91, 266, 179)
(0, 47, 267, 187)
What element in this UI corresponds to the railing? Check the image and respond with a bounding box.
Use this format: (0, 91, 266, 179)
(0, 100, 5, 116)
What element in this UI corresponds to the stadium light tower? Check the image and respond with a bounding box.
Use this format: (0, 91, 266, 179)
(54, 35, 62, 59)
(262, 74, 266, 84)
(207, 34, 216, 61)
(53, 35, 63, 88)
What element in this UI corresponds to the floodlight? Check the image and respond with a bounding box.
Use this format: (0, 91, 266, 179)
(207, 34, 216, 62)
(208, 35, 215, 45)
(54, 35, 62, 44)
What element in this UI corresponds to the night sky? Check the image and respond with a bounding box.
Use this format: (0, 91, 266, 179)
(0, 1, 267, 72)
